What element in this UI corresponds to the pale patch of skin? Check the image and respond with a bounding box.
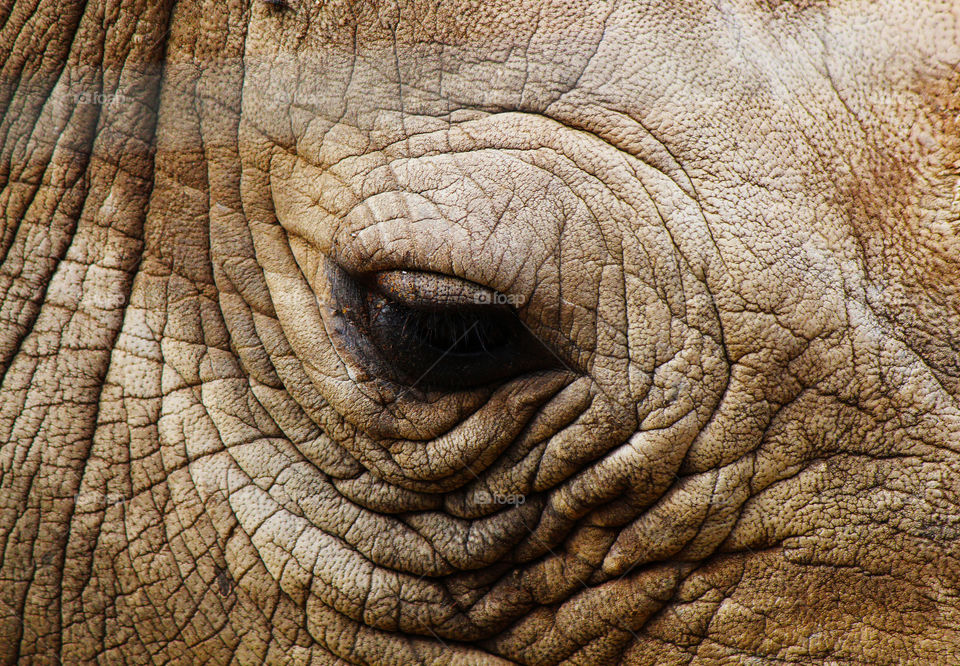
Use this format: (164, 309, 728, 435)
(1, 0, 959, 664)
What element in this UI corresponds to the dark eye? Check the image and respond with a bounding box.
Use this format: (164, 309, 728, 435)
(329, 265, 560, 391)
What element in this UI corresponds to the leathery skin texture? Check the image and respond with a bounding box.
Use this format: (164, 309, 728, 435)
(1, 0, 959, 663)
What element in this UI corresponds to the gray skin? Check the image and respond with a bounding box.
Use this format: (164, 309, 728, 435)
(1, 0, 959, 663)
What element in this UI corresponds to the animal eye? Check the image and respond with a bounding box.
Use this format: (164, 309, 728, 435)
(329, 266, 560, 391)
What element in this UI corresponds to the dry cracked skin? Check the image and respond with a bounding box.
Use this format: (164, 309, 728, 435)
(1, 0, 960, 663)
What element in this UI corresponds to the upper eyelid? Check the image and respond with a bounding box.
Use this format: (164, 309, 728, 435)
(371, 270, 509, 310)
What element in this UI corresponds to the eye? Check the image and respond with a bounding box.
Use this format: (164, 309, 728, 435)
(329, 266, 561, 391)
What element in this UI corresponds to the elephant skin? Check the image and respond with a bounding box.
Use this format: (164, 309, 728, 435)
(1, 0, 959, 663)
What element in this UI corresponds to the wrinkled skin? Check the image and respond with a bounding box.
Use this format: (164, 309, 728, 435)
(2, 0, 960, 663)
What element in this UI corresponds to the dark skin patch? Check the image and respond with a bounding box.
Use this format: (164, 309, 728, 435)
(214, 566, 234, 597)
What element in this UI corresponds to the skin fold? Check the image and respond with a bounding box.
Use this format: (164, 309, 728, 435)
(1, 0, 959, 663)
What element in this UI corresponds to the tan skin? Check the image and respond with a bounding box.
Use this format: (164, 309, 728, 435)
(1, 0, 959, 663)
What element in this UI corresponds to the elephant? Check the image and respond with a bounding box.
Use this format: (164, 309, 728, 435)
(1, 0, 959, 662)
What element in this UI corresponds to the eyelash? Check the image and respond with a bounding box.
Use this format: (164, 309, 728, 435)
(369, 299, 513, 357)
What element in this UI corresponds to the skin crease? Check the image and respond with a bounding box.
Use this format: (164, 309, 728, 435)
(1, 0, 959, 663)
